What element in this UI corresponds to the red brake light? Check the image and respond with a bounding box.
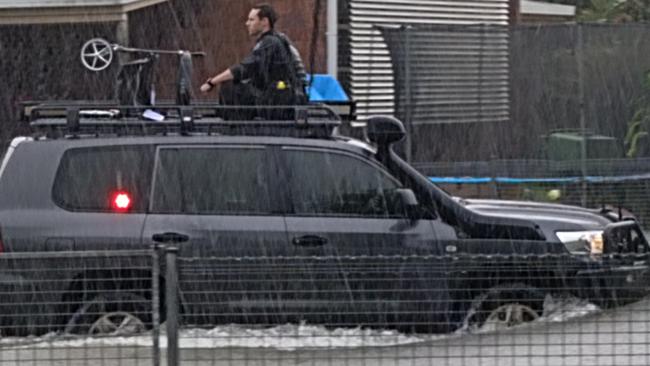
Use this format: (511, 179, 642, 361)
(111, 191, 132, 212)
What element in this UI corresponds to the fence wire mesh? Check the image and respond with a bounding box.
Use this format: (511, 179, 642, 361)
(0, 250, 156, 366)
(416, 158, 650, 231)
(379, 22, 650, 163)
(2, 247, 650, 365)
(173, 249, 650, 365)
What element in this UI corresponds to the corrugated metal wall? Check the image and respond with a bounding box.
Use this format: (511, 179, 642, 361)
(339, 0, 510, 123)
(381, 24, 510, 125)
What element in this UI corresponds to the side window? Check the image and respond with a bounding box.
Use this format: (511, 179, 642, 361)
(283, 148, 405, 218)
(151, 147, 274, 215)
(52, 145, 154, 212)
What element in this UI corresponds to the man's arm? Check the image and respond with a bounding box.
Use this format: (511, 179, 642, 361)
(200, 69, 234, 93)
(200, 36, 270, 94)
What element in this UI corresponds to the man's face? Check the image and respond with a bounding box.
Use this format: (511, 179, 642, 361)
(245, 9, 268, 37)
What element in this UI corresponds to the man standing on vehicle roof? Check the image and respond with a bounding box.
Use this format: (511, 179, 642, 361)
(200, 4, 307, 110)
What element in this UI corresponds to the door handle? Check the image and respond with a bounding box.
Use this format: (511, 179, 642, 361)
(292, 235, 328, 247)
(152, 232, 190, 244)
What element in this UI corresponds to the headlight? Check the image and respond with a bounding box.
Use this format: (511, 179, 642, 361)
(556, 230, 604, 254)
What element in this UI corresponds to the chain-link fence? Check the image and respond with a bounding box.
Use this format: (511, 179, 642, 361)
(0, 250, 156, 365)
(380, 22, 650, 163)
(416, 157, 650, 231)
(374, 22, 650, 233)
(3, 246, 650, 365)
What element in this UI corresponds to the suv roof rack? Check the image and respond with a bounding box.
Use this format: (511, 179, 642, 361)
(24, 101, 341, 139)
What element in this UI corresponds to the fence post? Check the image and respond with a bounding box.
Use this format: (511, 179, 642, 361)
(165, 246, 180, 366)
(403, 25, 413, 163)
(576, 23, 588, 207)
(151, 245, 161, 366)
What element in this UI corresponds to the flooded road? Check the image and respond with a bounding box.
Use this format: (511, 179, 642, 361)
(1, 295, 649, 365)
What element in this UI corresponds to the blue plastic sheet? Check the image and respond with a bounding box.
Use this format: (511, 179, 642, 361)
(307, 74, 349, 102)
(429, 173, 650, 184)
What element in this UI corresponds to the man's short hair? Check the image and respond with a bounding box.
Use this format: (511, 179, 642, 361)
(252, 4, 278, 28)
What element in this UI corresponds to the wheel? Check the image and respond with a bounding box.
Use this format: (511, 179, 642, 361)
(463, 283, 545, 332)
(80, 38, 114, 72)
(64, 292, 151, 336)
(481, 302, 540, 332)
(87, 311, 146, 336)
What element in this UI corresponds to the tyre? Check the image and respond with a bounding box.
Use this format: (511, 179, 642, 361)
(463, 283, 546, 332)
(64, 292, 152, 336)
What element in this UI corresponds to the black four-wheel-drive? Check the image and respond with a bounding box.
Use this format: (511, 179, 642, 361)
(0, 102, 648, 336)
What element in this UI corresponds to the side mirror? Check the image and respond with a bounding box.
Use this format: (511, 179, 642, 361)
(366, 115, 406, 147)
(395, 188, 420, 220)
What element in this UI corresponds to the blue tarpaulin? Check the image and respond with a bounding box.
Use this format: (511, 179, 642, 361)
(429, 173, 650, 184)
(307, 74, 349, 102)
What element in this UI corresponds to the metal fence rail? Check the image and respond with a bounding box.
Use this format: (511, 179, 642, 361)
(2, 248, 650, 365)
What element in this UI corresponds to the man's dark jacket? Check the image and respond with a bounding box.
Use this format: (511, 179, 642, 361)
(229, 30, 306, 105)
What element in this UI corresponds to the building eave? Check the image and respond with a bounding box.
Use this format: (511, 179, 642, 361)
(0, 0, 167, 25)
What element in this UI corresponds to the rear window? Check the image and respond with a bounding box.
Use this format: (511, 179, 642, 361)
(151, 147, 274, 215)
(52, 146, 155, 212)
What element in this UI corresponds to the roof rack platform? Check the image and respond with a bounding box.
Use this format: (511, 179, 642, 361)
(24, 101, 341, 139)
